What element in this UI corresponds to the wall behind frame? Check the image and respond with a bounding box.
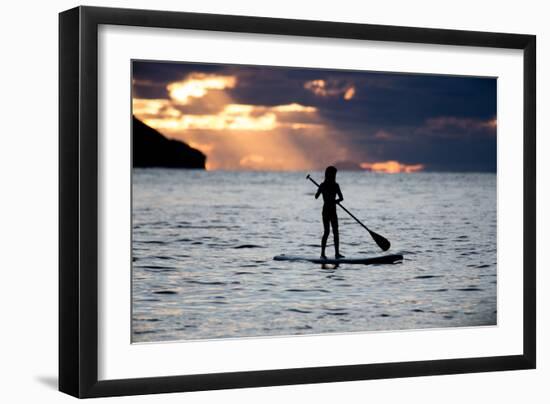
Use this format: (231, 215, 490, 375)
(0, 0, 546, 403)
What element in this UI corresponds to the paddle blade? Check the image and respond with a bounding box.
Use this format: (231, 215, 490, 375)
(369, 229, 391, 251)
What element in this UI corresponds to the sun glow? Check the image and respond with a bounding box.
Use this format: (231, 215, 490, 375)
(360, 160, 425, 173)
(132, 74, 346, 170)
(133, 99, 323, 133)
(271, 103, 317, 113)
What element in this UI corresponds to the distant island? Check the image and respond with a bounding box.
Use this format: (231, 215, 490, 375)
(133, 117, 206, 169)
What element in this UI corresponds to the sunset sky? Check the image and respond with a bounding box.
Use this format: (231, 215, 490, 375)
(132, 61, 496, 172)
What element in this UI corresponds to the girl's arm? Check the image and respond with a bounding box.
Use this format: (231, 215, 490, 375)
(336, 184, 344, 203)
(315, 183, 323, 199)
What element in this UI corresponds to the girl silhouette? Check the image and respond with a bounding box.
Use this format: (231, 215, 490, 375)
(315, 166, 345, 259)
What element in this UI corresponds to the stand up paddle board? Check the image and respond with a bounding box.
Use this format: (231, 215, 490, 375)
(273, 254, 403, 265)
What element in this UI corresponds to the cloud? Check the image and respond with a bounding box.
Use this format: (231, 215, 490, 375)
(132, 99, 181, 119)
(133, 73, 345, 170)
(271, 103, 317, 113)
(360, 160, 424, 173)
(167, 73, 237, 105)
(343, 87, 355, 100)
(133, 61, 497, 172)
(417, 116, 497, 138)
(304, 79, 356, 100)
(134, 101, 319, 132)
(373, 130, 396, 141)
(132, 78, 161, 87)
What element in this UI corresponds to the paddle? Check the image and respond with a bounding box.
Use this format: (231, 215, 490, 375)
(306, 174, 391, 251)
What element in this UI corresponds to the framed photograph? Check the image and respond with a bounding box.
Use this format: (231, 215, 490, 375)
(59, 6, 536, 398)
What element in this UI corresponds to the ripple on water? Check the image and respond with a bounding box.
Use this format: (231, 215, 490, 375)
(287, 308, 312, 314)
(399, 250, 417, 255)
(175, 325, 197, 330)
(137, 240, 166, 245)
(141, 265, 177, 273)
(132, 171, 497, 341)
(414, 275, 443, 279)
(185, 280, 227, 286)
(134, 330, 157, 335)
(284, 288, 331, 294)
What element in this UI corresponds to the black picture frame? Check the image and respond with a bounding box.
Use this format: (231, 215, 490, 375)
(59, 5, 536, 398)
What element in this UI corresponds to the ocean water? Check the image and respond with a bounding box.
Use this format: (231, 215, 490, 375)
(132, 170, 497, 342)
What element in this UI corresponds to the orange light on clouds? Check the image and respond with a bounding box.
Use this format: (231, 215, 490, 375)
(239, 154, 266, 169)
(485, 117, 497, 130)
(132, 98, 181, 118)
(187, 141, 214, 154)
(360, 160, 425, 173)
(424, 116, 497, 132)
(271, 103, 317, 113)
(304, 79, 326, 96)
(133, 98, 322, 133)
(132, 72, 349, 170)
(343, 87, 356, 100)
(304, 79, 355, 100)
(167, 73, 237, 104)
(289, 123, 324, 130)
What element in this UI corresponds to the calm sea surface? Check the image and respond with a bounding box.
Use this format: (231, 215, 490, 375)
(132, 170, 497, 342)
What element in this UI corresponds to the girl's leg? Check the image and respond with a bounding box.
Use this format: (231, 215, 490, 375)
(331, 214, 344, 258)
(321, 212, 330, 258)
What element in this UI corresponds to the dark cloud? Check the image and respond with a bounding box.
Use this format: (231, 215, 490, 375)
(132, 61, 225, 98)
